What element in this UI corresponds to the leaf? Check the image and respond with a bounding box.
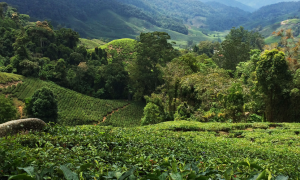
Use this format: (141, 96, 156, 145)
(195, 176, 210, 180)
(256, 170, 267, 180)
(172, 162, 178, 173)
(40, 165, 55, 177)
(275, 175, 289, 180)
(8, 174, 35, 180)
(170, 172, 183, 180)
(59, 165, 79, 180)
(77, 163, 92, 172)
(158, 172, 169, 180)
(119, 167, 137, 180)
(17, 166, 35, 176)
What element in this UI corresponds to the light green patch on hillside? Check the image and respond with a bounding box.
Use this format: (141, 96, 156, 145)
(78, 38, 106, 49)
(0, 72, 23, 84)
(100, 38, 137, 64)
(264, 36, 281, 44)
(0, 75, 144, 126)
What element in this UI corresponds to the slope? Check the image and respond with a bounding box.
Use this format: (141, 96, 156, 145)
(236, 0, 300, 9)
(0, 73, 144, 126)
(241, 2, 300, 30)
(200, 0, 255, 12)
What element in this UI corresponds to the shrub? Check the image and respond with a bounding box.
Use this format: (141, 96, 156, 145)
(26, 87, 58, 123)
(141, 102, 164, 125)
(0, 95, 17, 124)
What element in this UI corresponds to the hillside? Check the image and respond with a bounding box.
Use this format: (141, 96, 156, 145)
(0, 73, 144, 127)
(258, 19, 300, 44)
(236, 0, 300, 9)
(238, 2, 300, 32)
(5, 0, 248, 41)
(200, 0, 255, 12)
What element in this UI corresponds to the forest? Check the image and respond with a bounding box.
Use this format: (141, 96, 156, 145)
(1, 1, 300, 179)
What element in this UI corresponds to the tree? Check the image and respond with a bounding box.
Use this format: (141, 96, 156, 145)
(196, 41, 219, 57)
(27, 87, 58, 123)
(215, 26, 264, 70)
(0, 95, 17, 124)
(256, 49, 292, 122)
(129, 31, 179, 100)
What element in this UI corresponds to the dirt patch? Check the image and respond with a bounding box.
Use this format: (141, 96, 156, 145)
(281, 20, 289, 25)
(94, 103, 131, 125)
(0, 81, 23, 88)
(219, 131, 229, 136)
(245, 128, 253, 131)
(269, 127, 276, 129)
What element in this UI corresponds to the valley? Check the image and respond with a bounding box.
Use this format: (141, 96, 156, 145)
(1, 0, 300, 179)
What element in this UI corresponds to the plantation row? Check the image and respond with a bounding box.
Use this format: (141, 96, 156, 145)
(0, 77, 143, 126)
(1, 121, 298, 179)
(101, 102, 145, 127)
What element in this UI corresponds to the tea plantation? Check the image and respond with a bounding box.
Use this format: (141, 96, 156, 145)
(0, 121, 298, 179)
(0, 73, 144, 126)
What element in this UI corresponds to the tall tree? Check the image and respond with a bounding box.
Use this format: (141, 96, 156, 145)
(215, 26, 264, 70)
(129, 31, 179, 100)
(256, 49, 292, 122)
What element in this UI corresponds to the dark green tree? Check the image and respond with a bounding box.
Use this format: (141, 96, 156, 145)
(130, 31, 179, 100)
(0, 95, 17, 124)
(27, 87, 58, 123)
(256, 49, 292, 122)
(215, 26, 264, 70)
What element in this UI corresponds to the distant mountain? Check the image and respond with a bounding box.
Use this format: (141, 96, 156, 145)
(204, 2, 250, 30)
(200, 0, 255, 12)
(118, 0, 250, 31)
(236, 0, 300, 9)
(242, 1, 300, 30)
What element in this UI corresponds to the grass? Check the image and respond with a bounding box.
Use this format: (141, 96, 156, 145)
(0, 73, 144, 126)
(78, 38, 106, 49)
(1, 121, 299, 178)
(100, 38, 137, 63)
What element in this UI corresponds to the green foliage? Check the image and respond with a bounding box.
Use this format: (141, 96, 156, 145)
(0, 72, 23, 84)
(1, 77, 143, 125)
(1, 121, 299, 179)
(223, 83, 244, 122)
(214, 27, 265, 70)
(256, 49, 292, 122)
(130, 32, 179, 100)
(141, 102, 164, 125)
(101, 102, 144, 127)
(0, 94, 17, 123)
(27, 87, 58, 123)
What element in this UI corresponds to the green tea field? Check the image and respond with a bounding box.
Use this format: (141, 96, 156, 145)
(1, 121, 298, 179)
(0, 73, 144, 127)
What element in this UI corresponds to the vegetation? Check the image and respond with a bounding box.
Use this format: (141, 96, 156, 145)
(0, 76, 140, 125)
(0, 94, 17, 123)
(26, 87, 58, 123)
(1, 121, 298, 179)
(1, 2, 300, 180)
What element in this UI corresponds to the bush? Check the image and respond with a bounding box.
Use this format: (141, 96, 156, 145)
(141, 102, 164, 125)
(26, 87, 58, 123)
(0, 95, 17, 124)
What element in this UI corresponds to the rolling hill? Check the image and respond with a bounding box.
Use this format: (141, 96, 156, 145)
(236, 0, 300, 9)
(200, 0, 255, 12)
(0, 72, 144, 127)
(5, 0, 246, 42)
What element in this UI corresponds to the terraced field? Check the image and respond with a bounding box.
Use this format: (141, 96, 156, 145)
(0, 73, 144, 126)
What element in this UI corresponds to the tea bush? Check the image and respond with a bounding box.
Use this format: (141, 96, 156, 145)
(0, 121, 299, 179)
